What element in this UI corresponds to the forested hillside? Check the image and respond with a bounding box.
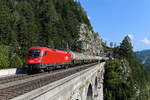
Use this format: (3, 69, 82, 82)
(104, 36, 150, 100)
(0, 0, 93, 68)
(136, 50, 150, 70)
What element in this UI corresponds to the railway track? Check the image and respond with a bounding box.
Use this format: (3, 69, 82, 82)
(0, 74, 27, 84)
(0, 63, 98, 100)
(0, 73, 46, 85)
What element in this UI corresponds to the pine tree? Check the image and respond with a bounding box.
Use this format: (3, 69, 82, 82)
(110, 42, 113, 48)
(38, 1, 58, 47)
(0, 3, 11, 45)
(0, 0, 91, 67)
(119, 35, 134, 61)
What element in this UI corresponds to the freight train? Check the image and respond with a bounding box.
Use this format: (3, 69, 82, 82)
(25, 47, 103, 73)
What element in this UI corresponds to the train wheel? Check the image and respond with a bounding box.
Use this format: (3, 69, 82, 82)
(65, 65, 68, 69)
(47, 66, 54, 72)
(39, 69, 44, 73)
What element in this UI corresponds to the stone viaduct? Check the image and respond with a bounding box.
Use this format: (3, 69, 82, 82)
(12, 62, 105, 100)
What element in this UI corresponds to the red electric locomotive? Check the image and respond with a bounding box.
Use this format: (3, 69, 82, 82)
(26, 47, 71, 72)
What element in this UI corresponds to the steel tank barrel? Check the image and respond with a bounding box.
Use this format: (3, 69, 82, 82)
(70, 51, 87, 60)
(69, 51, 102, 61)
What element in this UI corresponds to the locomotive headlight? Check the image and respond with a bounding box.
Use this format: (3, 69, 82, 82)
(38, 59, 41, 63)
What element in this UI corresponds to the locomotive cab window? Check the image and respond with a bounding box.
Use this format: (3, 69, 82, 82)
(28, 49, 41, 58)
(43, 51, 47, 56)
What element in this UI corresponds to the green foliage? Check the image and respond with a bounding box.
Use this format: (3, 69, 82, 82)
(104, 36, 150, 100)
(101, 41, 114, 52)
(0, 0, 91, 68)
(119, 36, 135, 62)
(0, 47, 9, 68)
(104, 59, 135, 100)
(10, 55, 23, 68)
(110, 42, 113, 48)
(136, 50, 150, 70)
(0, 45, 23, 68)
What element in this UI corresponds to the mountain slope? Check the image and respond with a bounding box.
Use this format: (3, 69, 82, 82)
(104, 36, 150, 100)
(136, 50, 150, 70)
(0, 0, 103, 69)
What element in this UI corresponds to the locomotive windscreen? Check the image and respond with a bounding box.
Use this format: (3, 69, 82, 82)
(28, 49, 41, 58)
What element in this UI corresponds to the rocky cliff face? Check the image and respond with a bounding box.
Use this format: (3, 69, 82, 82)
(79, 24, 103, 55)
(119, 59, 131, 83)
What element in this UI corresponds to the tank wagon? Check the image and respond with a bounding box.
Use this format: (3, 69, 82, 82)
(25, 47, 102, 73)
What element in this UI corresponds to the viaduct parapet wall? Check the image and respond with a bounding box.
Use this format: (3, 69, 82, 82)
(12, 62, 105, 100)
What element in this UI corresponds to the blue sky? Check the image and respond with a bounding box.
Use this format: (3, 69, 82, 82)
(78, 0, 150, 51)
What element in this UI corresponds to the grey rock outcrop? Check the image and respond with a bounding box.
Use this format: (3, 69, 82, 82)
(79, 24, 103, 55)
(119, 59, 131, 83)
